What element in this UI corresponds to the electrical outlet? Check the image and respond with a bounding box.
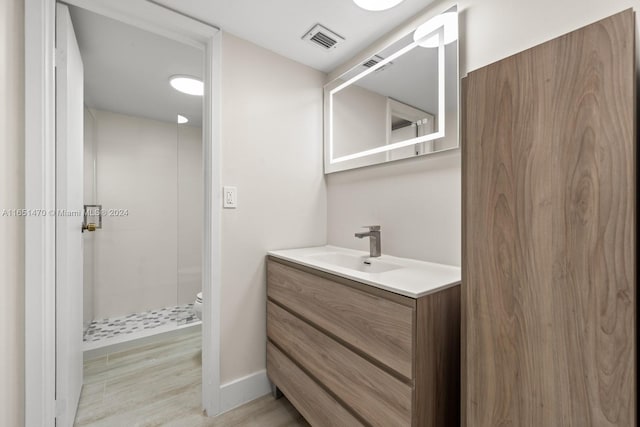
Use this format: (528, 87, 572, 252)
(223, 186, 237, 208)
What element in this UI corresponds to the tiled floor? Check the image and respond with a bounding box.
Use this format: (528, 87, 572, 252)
(84, 304, 199, 343)
(75, 329, 308, 426)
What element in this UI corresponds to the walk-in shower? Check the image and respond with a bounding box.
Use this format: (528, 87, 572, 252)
(82, 108, 203, 351)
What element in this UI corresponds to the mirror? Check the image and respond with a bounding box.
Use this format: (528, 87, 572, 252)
(324, 5, 459, 173)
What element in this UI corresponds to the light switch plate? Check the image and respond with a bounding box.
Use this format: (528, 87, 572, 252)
(223, 186, 237, 208)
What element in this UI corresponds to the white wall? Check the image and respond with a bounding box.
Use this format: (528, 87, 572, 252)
(326, 0, 640, 268)
(328, 149, 461, 265)
(0, 0, 24, 425)
(90, 109, 202, 320)
(458, 0, 640, 75)
(219, 33, 326, 383)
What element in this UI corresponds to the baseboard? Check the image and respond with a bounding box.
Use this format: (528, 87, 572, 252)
(219, 370, 272, 413)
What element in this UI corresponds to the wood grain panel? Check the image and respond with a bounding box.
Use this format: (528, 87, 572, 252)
(414, 285, 461, 427)
(268, 257, 416, 307)
(267, 259, 415, 379)
(267, 301, 412, 426)
(463, 9, 635, 427)
(460, 75, 470, 427)
(267, 343, 364, 427)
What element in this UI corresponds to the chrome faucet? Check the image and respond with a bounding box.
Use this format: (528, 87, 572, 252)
(355, 225, 381, 258)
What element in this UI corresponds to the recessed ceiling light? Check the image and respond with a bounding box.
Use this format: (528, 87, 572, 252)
(169, 75, 203, 96)
(353, 0, 405, 11)
(413, 12, 458, 48)
(177, 114, 189, 124)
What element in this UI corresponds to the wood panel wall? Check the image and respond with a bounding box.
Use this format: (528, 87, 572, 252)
(462, 9, 636, 427)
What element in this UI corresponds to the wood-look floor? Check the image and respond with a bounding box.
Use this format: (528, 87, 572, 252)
(74, 330, 309, 427)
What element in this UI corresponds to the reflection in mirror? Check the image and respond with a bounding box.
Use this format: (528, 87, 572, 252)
(324, 5, 458, 173)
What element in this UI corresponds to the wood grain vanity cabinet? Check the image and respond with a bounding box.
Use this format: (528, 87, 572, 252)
(266, 256, 461, 427)
(462, 9, 636, 427)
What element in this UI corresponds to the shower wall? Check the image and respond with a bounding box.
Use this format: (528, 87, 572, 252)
(177, 124, 203, 306)
(85, 108, 202, 320)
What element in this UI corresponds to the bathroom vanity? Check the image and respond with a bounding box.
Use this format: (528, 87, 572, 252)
(266, 246, 461, 427)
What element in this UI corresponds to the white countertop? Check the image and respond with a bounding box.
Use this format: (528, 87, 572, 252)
(268, 245, 461, 298)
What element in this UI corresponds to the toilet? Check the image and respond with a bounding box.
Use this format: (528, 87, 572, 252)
(193, 292, 203, 320)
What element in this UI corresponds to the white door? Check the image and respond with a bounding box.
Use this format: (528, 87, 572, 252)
(55, 4, 84, 426)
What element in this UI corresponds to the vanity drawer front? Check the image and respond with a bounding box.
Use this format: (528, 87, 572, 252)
(267, 302, 412, 427)
(267, 259, 415, 379)
(267, 343, 365, 427)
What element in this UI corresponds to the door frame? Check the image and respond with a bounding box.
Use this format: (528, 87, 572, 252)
(24, 0, 223, 424)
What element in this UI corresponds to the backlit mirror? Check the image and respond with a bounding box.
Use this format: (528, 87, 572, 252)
(324, 5, 459, 173)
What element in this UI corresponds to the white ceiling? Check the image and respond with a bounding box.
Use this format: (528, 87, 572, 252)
(152, 0, 438, 73)
(69, 0, 439, 128)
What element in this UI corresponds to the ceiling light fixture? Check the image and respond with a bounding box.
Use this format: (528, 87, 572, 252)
(413, 12, 458, 48)
(177, 114, 189, 124)
(353, 0, 405, 11)
(169, 75, 203, 96)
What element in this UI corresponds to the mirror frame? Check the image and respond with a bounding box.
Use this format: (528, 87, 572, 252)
(323, 4, 459, 174)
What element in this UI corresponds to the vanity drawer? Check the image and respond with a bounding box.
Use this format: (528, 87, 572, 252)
(267, 258, 415, 379)
(267, 343, 365, 427)
(267, 302, 412, 427)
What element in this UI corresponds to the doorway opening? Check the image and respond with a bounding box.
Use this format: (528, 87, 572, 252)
(72, 6, 204, 355)
(24, 1, 222, 424)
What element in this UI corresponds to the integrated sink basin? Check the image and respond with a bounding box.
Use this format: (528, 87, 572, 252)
(268, 245, 462, 298)
(308, 252, 402, 274)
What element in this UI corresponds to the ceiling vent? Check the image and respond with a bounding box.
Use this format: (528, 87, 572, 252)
(362, 55, 393, 72)
(302, 24, 344, 51)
